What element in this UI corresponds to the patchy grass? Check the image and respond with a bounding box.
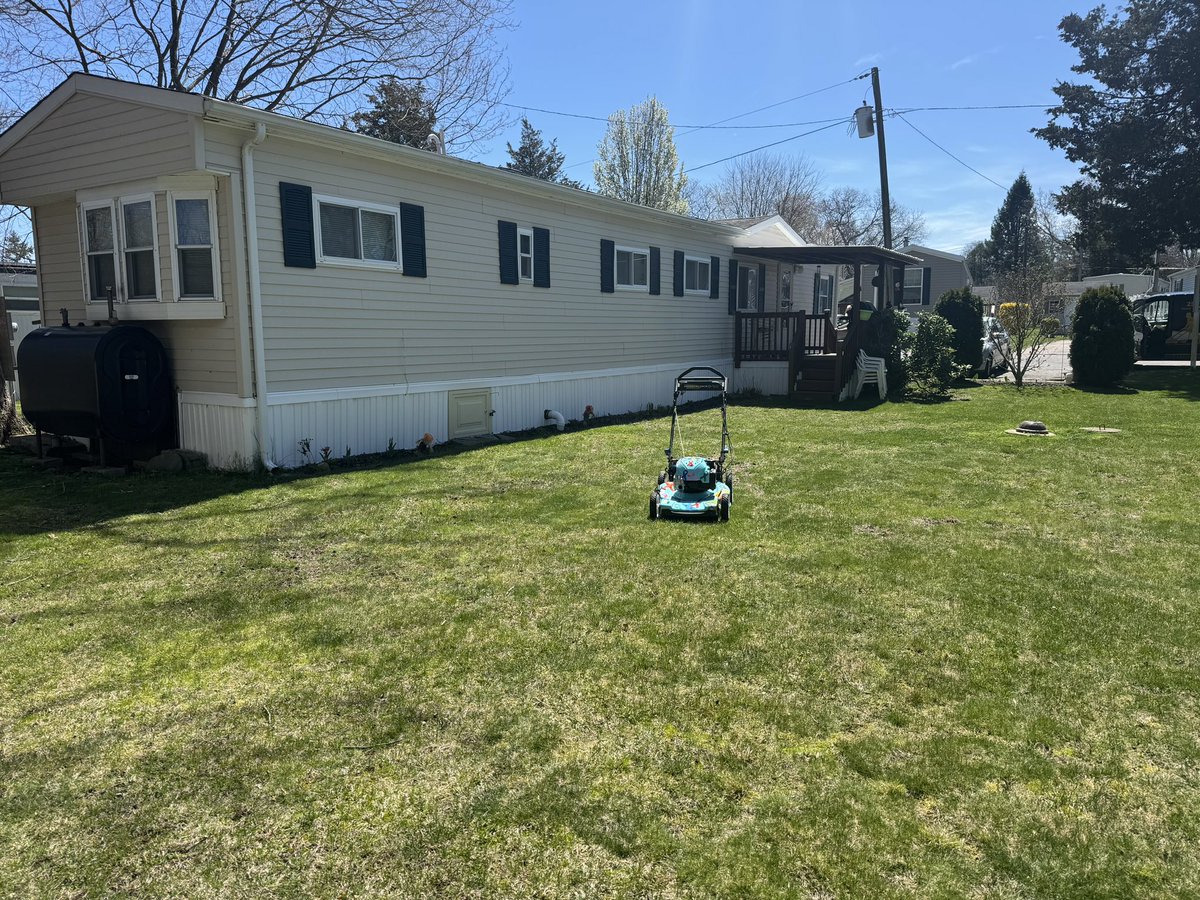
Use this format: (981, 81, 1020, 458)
(2, 370, 1200, 898)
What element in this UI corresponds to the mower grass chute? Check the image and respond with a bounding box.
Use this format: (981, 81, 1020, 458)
(649, 367, 733, 522)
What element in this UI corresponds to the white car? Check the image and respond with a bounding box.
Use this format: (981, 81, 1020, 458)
(980, 316, 1010, 376)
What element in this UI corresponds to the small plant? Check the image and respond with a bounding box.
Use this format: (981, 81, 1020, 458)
(1070, 285, 1136, 387)
(583, 404, 595, 422)
(343, 445, 352, 461)
(906, 313, 957, 399)
(386, 437, 398, 454)
(319, 446, 332, 463)
(297, 438, 313, 464)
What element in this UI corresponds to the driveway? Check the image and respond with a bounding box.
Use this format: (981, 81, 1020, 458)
(997, 338, 1072, 384)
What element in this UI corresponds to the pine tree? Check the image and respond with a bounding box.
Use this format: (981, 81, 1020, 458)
(594, 97, 687, 214)
(504, 118, 582, 188)
(350, 79, 439, 150)
(0, 231, 32, 264)
(989, 173, 1046, 277)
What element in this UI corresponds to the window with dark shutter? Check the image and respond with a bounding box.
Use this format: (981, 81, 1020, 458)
(673, 250, 684, 297)
(498, 220, 519, 284)
(399, 202, 426, 277)
(727, 260, 739, 314)
(649, 247, 661, 295)
(279, 181, 315, 268)
(600, 239, 615, 293)
(757, 263, 767, 309)
(921, 267, 931, 304)
(710, 257, 720, 299)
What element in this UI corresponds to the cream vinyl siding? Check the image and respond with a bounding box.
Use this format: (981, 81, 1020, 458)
(0, 93, 195, 202)
(31, 191, 242, 395)
(232, 131, 738, 393)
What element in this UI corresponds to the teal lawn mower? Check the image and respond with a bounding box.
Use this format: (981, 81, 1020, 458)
(649, 367, 733, 522)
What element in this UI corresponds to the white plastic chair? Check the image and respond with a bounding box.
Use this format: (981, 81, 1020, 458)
(853, 349, 888, 400)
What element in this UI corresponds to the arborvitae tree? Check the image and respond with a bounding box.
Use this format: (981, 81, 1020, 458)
(594, 97, 688, 214)
(504, 118, 582, 188)
(350, 79, 439, 149)
(934, 287, 984, 370)
(1070, 285, 1136, 387)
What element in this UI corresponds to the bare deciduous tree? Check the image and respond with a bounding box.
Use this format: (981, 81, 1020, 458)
(816, 186, 926, 248)
(694, 153, 823, 239)
(994, 262, 1063, 388)
(0, 0, 513, 151)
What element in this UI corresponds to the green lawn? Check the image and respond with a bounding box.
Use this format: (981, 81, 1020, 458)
(3, 371, 1200, 898)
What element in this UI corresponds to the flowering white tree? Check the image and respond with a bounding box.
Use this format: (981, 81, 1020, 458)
(594, 97, 687, 214)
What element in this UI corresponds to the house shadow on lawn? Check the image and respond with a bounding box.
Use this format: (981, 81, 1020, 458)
(1124, 367, 1200, 401)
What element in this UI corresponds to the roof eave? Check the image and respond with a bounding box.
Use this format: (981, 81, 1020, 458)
(201, 98, 746, 237)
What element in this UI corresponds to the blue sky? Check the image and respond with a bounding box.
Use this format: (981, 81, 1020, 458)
(476, 0, 1091, 253)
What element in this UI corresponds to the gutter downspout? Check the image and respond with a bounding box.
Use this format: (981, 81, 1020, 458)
(240, 122, 275, 469)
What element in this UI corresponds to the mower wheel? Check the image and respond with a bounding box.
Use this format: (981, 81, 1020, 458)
(649, 496, 660, 520)
(657, 472, 666, 486)
(718, 497, 730, 522)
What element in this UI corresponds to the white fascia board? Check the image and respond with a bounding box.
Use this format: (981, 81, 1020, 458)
(730, 215, 806, 248)
(201, 99, 746, 240)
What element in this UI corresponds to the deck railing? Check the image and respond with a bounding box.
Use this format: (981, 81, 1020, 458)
(733, 311, 834, 366)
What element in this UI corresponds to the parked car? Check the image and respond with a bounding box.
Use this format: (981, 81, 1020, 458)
(980, 316, 1010, 376)
(1132, 292, 1196, 359)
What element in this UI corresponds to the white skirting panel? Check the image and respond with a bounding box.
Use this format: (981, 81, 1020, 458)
(177, 392, 257, 470)
(262, 358, 733, 469)
(732, 361, 791, 396)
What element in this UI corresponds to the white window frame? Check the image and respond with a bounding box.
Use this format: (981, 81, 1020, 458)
(313, 193, 402, 271)
(683, 255, 711, 295)
(518, 227, 534, 282)
(614, 245, 650, 291)
(903, 267, 925, 305)
(168, 190, 222, 302)
(80, 199, 120, 304)
(736, 264, 759, 311)
(815, 273, 835, 312)
(117, 193, 160, 302)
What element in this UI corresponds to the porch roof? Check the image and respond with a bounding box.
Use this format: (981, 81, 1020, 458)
(735, 245, 922, 267)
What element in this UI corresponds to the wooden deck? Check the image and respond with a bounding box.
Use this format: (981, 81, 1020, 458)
(733, 311, 858, 401)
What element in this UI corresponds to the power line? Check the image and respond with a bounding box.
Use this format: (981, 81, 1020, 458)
(893, 112, 1009, 191)
(684, 120, 847, 174)
(498, 103, 848, 131)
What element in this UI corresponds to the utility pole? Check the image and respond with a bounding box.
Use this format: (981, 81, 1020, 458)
(871, 67, 892, 250)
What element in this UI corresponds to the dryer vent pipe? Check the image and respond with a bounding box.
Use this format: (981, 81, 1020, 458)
(544, 409, 566, 431)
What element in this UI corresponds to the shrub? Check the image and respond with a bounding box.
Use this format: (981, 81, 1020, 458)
(934, 287, 984, 371)
(1070, 285, 1136, 387)
(906, 313, 957, 399)
(862, 305, 914, 393)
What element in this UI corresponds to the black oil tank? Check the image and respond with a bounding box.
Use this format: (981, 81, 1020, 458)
(17, 324, 173, 445)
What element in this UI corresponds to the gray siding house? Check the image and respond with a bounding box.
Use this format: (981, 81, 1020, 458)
(896, 244, 972, 311)
(2, 75, 873, 468)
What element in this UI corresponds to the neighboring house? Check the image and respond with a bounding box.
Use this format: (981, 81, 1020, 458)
(1, 264, 39, 401)
(976, 280, 1088, 332)
(895, 244, 972, 312)
(1168, 266, 1197, 295)
(1081, 272, 1164, 298)
(0, 75, 907, 469)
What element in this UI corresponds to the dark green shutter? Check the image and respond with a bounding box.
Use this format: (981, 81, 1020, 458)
(600, 240, 614, 293)
(649, 247, 661, 295)
(727, 260, 739, 314)
(921, 267, 931, 304)
(673, 250, 684, 297)
(533, 227, 550, 288)
(497, 220, 518, 284)
(399, 203, 426, 277)
(709, 256, 720, 299)
(757, 263, 766, 310)
(279, 181, 315, 268)
(813, 272, 821, 313)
